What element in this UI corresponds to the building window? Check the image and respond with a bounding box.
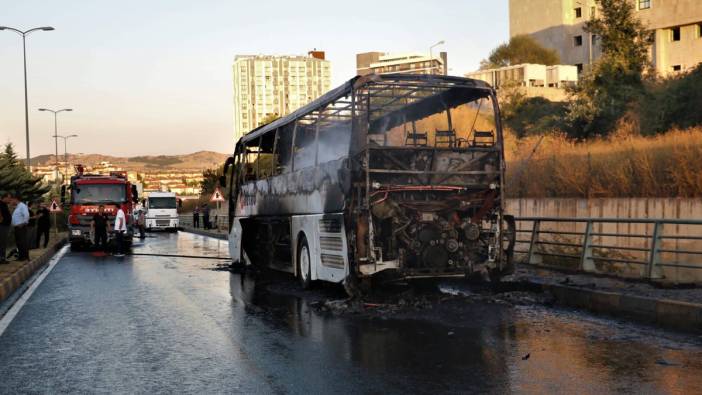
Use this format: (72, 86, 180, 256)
(672, 65, 682, 72)
(638, 0, 650, 10)
(574, 35, 583, 46)
(591, 6, 596, 17)
(576, 63, 584, 74)
(698, 23, 702, 38)
(575, 7, 582, 18)
(671, 26, 681, 42)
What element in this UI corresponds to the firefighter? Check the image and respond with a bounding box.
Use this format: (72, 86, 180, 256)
(113, 205, 127, 257)
(91, 205, 110, 251)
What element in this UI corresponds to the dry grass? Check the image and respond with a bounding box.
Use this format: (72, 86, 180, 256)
(505, 126, 702, 197)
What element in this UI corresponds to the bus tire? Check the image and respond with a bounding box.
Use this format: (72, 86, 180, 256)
(297, 236, 312, 290)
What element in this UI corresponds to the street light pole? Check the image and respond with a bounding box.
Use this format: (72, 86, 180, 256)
(53, 134, 78, 182)
(0, 26, 55, 170)
(429, 40, 446, 75)
(38, 108, 73, 183)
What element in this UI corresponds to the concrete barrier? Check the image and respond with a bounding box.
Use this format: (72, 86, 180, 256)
(542, 282, 702, 333)
(180, 226, 228, 240)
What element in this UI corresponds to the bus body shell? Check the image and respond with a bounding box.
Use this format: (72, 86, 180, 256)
(225, 74, 515, 289)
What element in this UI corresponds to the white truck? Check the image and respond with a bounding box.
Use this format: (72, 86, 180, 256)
(144, 191, 179, 232)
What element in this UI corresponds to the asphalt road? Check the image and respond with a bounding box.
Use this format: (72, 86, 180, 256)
(1, 232, 702, 394)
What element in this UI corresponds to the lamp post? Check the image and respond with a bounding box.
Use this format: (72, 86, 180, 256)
(53, 134, 78, 183)
(0, 26, 55, 170)
(429, 40, 446, 75)
(38, 108, 73, 183)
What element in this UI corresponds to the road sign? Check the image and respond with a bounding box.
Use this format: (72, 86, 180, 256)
(50, 199, 62, 212)
(210, 187, 225, 202)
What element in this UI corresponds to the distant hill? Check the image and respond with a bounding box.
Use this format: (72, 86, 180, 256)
(31, 151, 229, 171)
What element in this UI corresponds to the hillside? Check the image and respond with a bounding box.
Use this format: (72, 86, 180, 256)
(31, 151, 229, 171)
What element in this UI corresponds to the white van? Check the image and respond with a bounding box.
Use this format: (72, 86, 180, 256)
(145, 192, 179, 231)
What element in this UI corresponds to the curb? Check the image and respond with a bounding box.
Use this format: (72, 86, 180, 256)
(540, 282, 702, 333)
(0, 237, 68, 304)
(181, 227, 228, 240)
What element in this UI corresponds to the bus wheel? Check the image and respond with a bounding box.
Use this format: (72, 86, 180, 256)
(297, 236, 312, 290)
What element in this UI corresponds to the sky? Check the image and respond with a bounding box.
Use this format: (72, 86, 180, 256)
(0, 0, 509, 157)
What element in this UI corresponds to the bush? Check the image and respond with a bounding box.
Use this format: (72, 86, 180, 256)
(638, 64, 702, 136)
(503, 97, 567, 138)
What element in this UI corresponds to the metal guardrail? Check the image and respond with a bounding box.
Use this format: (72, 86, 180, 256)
(513, 217, 702, 281)
(175, 212, 702, 282)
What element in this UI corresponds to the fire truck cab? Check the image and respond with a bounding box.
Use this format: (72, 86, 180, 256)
(61, 167, 139, 250)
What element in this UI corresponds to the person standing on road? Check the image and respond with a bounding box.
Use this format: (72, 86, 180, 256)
(0, 193, 12, 263)
(91, 205, 110, 251)
(27, 201, 38, 249)
(36, 203, 51, 249)
(203, 204, 210, 230)
(193, 206, 200, 228)
(137, 209, 146, 239)
(113, 205, 127, 257)
(11, 194, 30, 261)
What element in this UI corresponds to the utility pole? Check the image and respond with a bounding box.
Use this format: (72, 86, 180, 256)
(54, 134, 78, 183)
(0, 26, 55, 169)
(38, 108, 73, 184)
(429, 40, 445, 75)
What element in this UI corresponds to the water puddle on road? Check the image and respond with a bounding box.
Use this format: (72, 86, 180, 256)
(224, 271, 702, 394)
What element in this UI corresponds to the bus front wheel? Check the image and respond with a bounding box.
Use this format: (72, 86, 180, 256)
(297, 236, 312, 290)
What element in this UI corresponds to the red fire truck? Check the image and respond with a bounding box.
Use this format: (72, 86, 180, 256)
(61, 166, 139, 250)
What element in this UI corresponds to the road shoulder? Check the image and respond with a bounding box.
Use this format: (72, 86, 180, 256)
(0, 234, 67, 305)
(180, 226, 227, 240)
(514, 265, 702, 333)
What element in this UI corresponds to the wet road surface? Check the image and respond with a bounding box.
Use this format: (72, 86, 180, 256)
(1, 232, 702, 394)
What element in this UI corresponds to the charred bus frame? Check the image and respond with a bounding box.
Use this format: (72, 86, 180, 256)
(223, 74, 515, 290)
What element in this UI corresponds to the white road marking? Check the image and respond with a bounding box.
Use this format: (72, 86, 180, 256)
(0, 245, 70, 337)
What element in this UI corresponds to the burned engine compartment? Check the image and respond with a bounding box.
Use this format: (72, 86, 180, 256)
(371, 188, 500, 273)
(361, 147, 510, 277)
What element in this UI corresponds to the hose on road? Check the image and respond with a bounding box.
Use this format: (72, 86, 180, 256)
(129, 252, 231, 260)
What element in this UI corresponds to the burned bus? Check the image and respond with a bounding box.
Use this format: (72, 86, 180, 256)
(222, 74, 515, 291)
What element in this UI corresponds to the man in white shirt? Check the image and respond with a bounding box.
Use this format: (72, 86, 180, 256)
(11, 194, 30, 261)
(113, 205, 127, 257)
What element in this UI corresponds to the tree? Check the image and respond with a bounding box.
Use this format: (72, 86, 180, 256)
(0, 143, 51, 201)
(481, 35, 560, 69)
(258, 113, 280, 127)
(566, 0, 652, 138)
(200, 167, 223, 198)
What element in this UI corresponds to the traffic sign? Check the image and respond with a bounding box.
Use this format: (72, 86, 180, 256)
(50, 199, 62, 212)
(210, 187, 225, 202)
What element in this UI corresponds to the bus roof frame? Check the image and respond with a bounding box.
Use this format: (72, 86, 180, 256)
(238, 74, 495, 146)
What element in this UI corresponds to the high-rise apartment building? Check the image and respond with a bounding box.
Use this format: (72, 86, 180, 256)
(233, 51, 331, 140)
(509, 0, 702, 75)
(356, 51, 448, 76)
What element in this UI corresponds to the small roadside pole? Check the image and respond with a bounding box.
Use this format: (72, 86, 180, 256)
(49, 199, 62, 234)
(210, 187, 225, 231)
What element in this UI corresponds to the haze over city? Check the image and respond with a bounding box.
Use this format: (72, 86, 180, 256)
(0, 0, 508, 157)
